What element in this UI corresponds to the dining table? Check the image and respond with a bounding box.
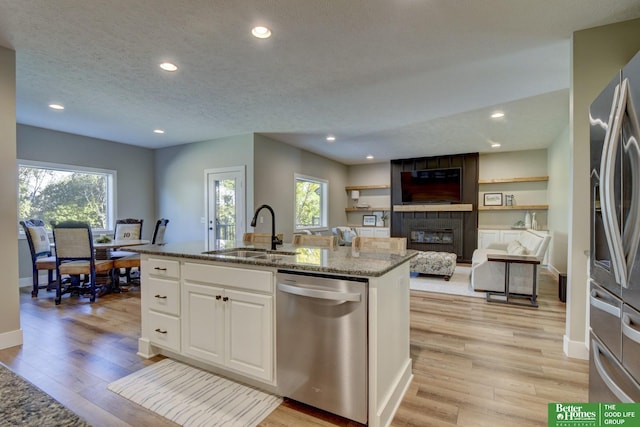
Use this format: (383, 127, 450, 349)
(93, 239, 150, 259)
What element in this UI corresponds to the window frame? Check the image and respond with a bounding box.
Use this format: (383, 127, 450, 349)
(294, 173, 328, 231)
(17, 159, 117, 235)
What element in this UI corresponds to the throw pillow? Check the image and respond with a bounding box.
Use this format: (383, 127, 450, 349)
(506, 240, 527, 255)
(28, 226, 51, 254)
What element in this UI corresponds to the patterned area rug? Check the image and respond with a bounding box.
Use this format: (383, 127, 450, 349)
(410, 266, 486, 298)
(108, 359, 282, 427)
(0, 363, 89, 426)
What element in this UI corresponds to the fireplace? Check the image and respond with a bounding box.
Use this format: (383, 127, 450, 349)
(403, 218, 463, 256)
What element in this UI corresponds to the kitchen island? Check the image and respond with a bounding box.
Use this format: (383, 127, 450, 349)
(129, 240, 415, 427)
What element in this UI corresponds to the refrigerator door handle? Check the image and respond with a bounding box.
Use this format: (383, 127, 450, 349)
(622, 78, 640, 279)
(592, 339, 635, 403)
(622, 312, 640, 344)
(590, 289, 622, 318)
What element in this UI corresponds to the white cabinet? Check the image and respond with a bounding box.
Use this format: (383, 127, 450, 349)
(181, 262, 274, 382)
(477, 230, 500, 249)
(356, 227, 390, 238)
(142, 257, 181, 353)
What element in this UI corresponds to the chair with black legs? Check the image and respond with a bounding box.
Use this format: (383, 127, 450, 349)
(111, 218, 143, 286)
(20, 219, 57, 297)
(51, 220, 114, 305)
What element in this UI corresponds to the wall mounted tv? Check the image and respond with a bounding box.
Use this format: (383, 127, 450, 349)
(400, 167, 462, 204)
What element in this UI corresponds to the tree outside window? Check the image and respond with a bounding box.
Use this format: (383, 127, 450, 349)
(18, 161, 115, 231)
(295, 174, 327, 230)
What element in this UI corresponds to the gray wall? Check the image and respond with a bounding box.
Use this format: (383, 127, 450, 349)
(547, 125, 570, 274)
(0, 45, 20, 347)
(253, 134, 348, 242)
(154, 134, 254, 243)
(17, 124, 155, 280)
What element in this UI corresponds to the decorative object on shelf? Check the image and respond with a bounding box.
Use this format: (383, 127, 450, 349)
(531, 212, 538, 230)
(483, 193, 503, 206)
(372, 210, 389, 227)
(362, 215, 377, 226)
(351, 190, 360, 205)
(512, 220, 526, 229)
(505, 194, 515, 206)
(524, 211, 532, 229)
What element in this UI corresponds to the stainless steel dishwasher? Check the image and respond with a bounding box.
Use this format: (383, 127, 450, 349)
(276, 270, 368, 424)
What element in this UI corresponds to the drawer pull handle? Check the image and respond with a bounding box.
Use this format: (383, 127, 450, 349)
(154, 328, 167, 334)
(154, 267, 167, 271)
(223, 297, 229, 302)
(154, 294, 167, 299)
(216, 295, 222, 300)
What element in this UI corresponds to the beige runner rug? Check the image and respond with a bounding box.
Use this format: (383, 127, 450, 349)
(108, 359, 282, 427)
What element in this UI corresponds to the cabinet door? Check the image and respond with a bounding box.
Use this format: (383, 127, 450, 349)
(500, 230, 522, 243)
(225, 289, 273, 382)
(357, 227, 374, 237)
(478, 230, 500, 248)
(373, 227, 390, 238)
(181, 282, 225, 365)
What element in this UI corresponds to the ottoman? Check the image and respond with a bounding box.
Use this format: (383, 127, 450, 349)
(410, 251, 457, 281)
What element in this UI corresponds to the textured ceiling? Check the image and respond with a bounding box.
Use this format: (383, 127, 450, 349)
(0, 1, 639, 165)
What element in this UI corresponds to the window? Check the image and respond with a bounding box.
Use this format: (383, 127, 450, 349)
(294, 174, 327, 230)
(18, 160, 116, 232)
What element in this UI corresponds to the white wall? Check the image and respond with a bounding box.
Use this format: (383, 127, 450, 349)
(253, 134, 348, 241)
(568, 18, 640, 359)
(16, 124, 156, 279)
(0, 45, 21, 349)
(547, 125, 570, 274)
(155, 134, 254, 243)
(346, 162, 390, 227)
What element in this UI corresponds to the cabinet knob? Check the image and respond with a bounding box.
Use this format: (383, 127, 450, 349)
(223, 297, 229, 302)
(154, 328, 167, 334)
(216, 295, 222, 300)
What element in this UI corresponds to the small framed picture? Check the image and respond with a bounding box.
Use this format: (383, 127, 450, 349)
(484, 193, 503, 206)
(362, 215, 377, 226)
(372, 211, 384, 227)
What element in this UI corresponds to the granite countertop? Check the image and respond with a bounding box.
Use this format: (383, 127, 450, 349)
(127, 240, 416, 277)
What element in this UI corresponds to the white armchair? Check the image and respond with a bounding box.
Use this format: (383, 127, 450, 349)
(471, 230, 551, 294)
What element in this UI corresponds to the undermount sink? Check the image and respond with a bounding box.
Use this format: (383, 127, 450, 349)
(203, 248, 297, 260)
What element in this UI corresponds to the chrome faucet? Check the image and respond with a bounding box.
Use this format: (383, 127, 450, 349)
(250, 204, 282, 250)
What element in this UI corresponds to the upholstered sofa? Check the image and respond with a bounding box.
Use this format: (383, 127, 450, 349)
(471, 230, 551, 294)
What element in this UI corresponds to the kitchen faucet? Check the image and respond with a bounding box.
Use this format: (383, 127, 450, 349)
(250, 204, 282, 250)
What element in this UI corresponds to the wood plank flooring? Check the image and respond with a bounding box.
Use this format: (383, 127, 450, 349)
(0, 268, 587, 426)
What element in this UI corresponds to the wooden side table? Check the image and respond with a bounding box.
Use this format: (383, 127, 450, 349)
(485, 254, 540, 308)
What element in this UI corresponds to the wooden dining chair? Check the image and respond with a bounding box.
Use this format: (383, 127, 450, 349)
(242, 232, 284, 244)
(351, 237, 407, 257)
(292, 234, 338, 248)
(51, 220, 114, 304)
(111, 218, 144, 286)
(20, 219, 57, 297)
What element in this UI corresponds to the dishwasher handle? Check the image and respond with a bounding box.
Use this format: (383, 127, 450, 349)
(277, 283, 361, 302)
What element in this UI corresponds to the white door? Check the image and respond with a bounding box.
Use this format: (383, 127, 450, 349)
(205, 167, 245, 250)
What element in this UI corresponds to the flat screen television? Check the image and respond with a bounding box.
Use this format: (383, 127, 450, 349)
(400, 167, 462, 204)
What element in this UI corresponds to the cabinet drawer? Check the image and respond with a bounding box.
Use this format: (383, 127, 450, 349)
(147, 257, 180, 279)
(147, 277, 180, 315)
(148, 311, 180, 352)
(183, 262, 273, 293)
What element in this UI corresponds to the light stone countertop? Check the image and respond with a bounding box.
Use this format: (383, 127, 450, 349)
(126, 240, 416, 277)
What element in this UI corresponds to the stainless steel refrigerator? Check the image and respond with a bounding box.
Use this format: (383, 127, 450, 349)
(589, 49, 640, 402)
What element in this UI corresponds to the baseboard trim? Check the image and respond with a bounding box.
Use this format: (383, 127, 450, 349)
(563, 334, 589, 360)
(0, 328, 23, 350)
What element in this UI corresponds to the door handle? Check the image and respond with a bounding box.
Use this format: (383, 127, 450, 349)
(622, 312, 640, 344)
(592, 338, 634, 402)
(277, 283, 360, 302)
(590, 289, 621, 318)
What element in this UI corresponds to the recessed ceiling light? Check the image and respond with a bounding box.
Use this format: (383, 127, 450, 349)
(251, 26, 272, 39)
(326, 135, 336, 142)
(48, 103, 64, 110)
(159, 62, 178, 72)
(491, 142, 501, 148)
(153, 129, 165, 134)
(491, 111, 505, 119)
(366, 155, 374, 160)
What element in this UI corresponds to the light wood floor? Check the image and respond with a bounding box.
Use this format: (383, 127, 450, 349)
(0, 269, 587, 427)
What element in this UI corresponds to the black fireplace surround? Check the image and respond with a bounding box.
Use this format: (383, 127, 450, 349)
(390, 153, 479, 263)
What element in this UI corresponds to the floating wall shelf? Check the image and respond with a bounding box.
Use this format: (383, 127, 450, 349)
(478, 176, 548, 184)
(393, 204, 473, 212)
(478, 204, 548, 211)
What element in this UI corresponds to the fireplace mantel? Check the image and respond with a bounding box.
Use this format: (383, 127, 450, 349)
(393, 204, 473, 212)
